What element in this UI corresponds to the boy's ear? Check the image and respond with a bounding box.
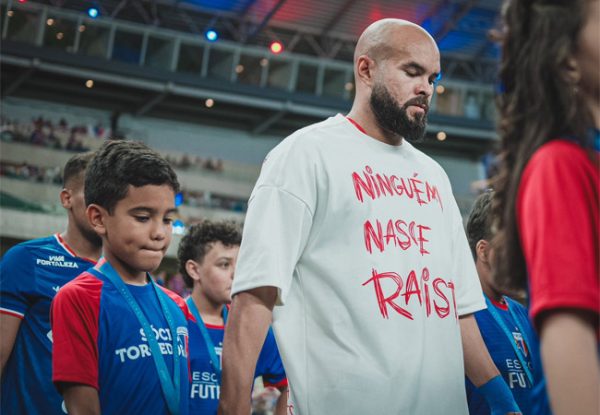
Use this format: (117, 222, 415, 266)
(185, 259, 202, 284)
(86, 204, 107, 237)
(475, 239, 489, 264)
(59, 188, 72, 209)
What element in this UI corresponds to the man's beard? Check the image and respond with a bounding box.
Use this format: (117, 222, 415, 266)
(369, 82, 428, 142)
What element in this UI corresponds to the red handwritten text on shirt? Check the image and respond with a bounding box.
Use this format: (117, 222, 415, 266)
(351, 166, 443, 210)
(362, 267, 457, 321)
(363, 218, 431, 255)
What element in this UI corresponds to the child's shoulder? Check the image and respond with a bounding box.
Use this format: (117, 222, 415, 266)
(156, 285, 190, 319)
(54, 271, 104, 305)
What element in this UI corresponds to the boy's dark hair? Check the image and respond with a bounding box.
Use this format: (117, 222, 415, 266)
(63, 151, 95, 187)
(85, 140, 180, 212)
(466, 191, 494, 259)
(178, 220, 242, 288)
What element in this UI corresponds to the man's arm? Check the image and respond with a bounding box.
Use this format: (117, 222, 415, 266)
(539, 310, 599, 415)
(218, 286, 278, 415)
(62, 384, 101, 415)
(460, 314, 499, 386)
(274, 387, 288, 415)
(0, 313, 21, 378)
(460, 313, 521, 415)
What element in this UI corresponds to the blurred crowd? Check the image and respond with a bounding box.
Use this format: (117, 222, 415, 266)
(0, 116, 102, 151)
(0, 161, 62, 185)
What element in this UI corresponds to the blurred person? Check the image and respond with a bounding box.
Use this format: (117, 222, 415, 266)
(466, 191, 551, 415)
(219, 19, 520, 415)
(167, 272, 189, 297)
(0, 152, 101, 414)
(492, 1, 599, 415)
(178, 220, 287, 415)
(51, 140, 190, 414)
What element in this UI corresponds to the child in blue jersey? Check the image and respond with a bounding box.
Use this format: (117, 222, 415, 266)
(0, 151, 102, 415)
(177, 220, 287, 415)
(465, 191, 551, 415)
(51, 140, 190, 415)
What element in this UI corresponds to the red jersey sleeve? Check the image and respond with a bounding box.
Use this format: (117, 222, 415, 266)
(51, 273, 103, 390)
(158, 285, 192, 320)
(517, 139, 599, 326)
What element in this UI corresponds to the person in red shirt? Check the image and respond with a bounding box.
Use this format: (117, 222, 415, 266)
(492, 1, 599, 415)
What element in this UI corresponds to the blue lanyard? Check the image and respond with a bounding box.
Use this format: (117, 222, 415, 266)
(185, 297, 227, 381)
(100, 261, 181, 415)
(485, 296, 533, 386)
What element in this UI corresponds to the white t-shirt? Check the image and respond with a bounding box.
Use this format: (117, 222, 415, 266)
(233, 114, 486, 415)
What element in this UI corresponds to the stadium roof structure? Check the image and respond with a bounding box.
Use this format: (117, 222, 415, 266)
(1, 0, 503, 154)
(33, 0, 503, 62)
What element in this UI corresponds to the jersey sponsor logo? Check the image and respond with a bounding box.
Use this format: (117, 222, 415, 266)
(190, 382, 220, 400)
(36, 255, 79, 269)
(505, 358, 533, 389)
(190, 343, 223, 400)
(190, 370, 220, 399)
(114, 325, 188, 363)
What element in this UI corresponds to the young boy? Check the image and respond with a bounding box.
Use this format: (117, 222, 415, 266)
(177, 220, 287, 415)
(1, 151, 101, 415)
(51, 140, 190, 415)
(465, 191, 550, 415)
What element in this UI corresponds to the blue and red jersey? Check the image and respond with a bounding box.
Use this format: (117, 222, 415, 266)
(51, 261, 191, 415)
(189, 319, 287, 414)
(466, 296, 551, 415)
(0, 234, 96, 415)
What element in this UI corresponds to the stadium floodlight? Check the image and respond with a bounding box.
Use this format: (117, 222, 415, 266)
(205, 29, 218, 42)
(269, 41, 283, 54)
(87, 7, 99, 19)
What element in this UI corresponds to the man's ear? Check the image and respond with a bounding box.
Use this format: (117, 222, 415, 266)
(86, 204, 107, 237)
(355, 55, 376, 88)
(59, 188, 72, 209)
(475, 239, 489, 264)
(185, 259, 202, 284)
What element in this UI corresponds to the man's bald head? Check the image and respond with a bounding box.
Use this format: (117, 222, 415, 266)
(354, 19, 438, 64)
(348, 18, 441, 145)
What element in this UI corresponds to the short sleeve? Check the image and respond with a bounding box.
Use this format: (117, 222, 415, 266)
(232, 186, 313, 304)
(257, 327, 287, 388)
(231, 136, 318, 305)
(0, 245, 34, 318)
(517, 140, 599, 324)
(450, 196, 486, 316)
(51, 274, 102, 390)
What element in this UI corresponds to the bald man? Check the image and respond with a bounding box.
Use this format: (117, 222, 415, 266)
(219, 19, 520, 415)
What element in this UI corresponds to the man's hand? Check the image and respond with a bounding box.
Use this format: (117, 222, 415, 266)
(460, 314, 522, 415)
(218, 286, 278, 415)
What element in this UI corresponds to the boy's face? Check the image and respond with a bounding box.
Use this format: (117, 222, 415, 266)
(195, 241, 239, 305)
(98, 184, 177, 281)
